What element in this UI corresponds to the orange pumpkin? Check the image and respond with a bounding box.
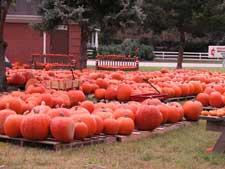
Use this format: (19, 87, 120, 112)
(103, 118, 119, 135)
(4, 114, 23, 137)
(118, 116, 134, 135)
(20, 113, 50, 140)
(135, 105, 162, 131)
(209, 91, 224, 108)
(94, 88, 106, 100)
(67, 90, 85, 106)
(0, 109, 17, 134)
(117, 84, 132, 101)
(50, 116, 74, 142)
(74, 121, 88, 139)
(196, 93, 209, 106)
(183, 100, 203, 121)
(80, 100, 94, 113)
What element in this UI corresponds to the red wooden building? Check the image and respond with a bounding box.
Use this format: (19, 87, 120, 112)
(4, 0, 87, 69)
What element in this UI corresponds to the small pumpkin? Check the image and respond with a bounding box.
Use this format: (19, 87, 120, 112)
(118, 116, 134, 135)
(103, 118, 119, 135)
(4, 114, 23, 137)
(74, 121, 88, 139)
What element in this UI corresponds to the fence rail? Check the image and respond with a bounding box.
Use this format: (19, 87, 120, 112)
(153, 51, 222, 61)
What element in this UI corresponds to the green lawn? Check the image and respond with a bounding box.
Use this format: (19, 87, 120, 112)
(0, 121, 224, 169)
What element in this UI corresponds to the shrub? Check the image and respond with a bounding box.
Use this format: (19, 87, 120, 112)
(98, 39, 155, 60)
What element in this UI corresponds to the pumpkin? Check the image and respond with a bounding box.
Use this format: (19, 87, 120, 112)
(0, 96, 24, 114)
(25, 84, 45, 94)
(117, 84, 132, 101)
(0, 109, 17, 134)
(105, 86, 117, 100)
(47, 108, 71, 119)
(4, 114, 23, 137)
(72, 114, 97, 137)
(80, 100, 94, 113)
(103, 118, 119, 135)
(167, 102, 184, 122)
(96, 78, 109, 89)
(92, 114, 104, 134)
(70, 106, 90, 115)
(118, 116, 134, 135)
(94, 88, 106, 100)
(157, 104, 169, 123)
(183, 100, 203, 121)
(20, 113, 50, 140)
(113, 108, 135, 120)
(142, 98, 162, 106)
(135, 105, 162, 131)
(67, 90, 85, 106)
(196, 93, 209, 106)
(50, 116, 74, 142)
(41, 94, 54, 108)
(209, 91, 224, 108)
(92, 108, 114, 120)
(74, 121, 88, 139)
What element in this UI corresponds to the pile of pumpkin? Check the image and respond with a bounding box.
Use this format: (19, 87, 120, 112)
(6, 68, 211, 99)
(0, 87, 203, 142)
(201, 109, 225, 117)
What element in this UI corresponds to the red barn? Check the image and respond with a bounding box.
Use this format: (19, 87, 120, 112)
(4, 0, 86, 69)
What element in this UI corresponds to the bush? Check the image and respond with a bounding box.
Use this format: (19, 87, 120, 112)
(98, 39, 155, 61)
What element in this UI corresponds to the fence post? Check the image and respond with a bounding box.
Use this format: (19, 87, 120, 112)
(199, 53, 202, 60)
(162, 52, 165, 60)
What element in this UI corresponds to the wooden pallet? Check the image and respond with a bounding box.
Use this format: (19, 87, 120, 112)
(0, 134, 116, 151)
(203, 106, 218, 111)
(164, 95, 195, 102)
(116, 121, 198, 142)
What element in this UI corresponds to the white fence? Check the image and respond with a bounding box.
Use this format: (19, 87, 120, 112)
(153, 51, 223, 61)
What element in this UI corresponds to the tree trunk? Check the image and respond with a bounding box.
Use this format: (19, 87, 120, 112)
(0, 41, 7, 91)
(177, 28, 185, 69)
(80, 20, 88, 70)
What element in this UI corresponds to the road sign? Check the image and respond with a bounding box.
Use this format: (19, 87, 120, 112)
(208, 46, 225, 58)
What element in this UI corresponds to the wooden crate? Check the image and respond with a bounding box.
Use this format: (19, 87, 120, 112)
(45, 79, 79, 90)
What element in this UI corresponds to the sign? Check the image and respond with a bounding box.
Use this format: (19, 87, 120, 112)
(208, 46, 225, 58)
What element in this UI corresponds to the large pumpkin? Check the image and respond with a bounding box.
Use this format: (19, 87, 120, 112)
(135, 105, 162, 131)
(0, 109, 17, 134)
(50, 116, 75, 142)
(4, 114, 23, 137)
(20, 113, 50, 140)
(183, 100, 203, 121)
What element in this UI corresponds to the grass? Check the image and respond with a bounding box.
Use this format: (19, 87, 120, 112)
(0, 121, 224, 169)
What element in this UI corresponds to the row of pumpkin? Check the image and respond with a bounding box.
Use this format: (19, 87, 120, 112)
(0, 96, 203, 142)
(6, 68, 215, 101)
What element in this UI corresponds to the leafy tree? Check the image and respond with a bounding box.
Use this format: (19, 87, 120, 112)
(0, 0, 13, 91)
(36, 0, 145, 68)
(143, 0, 225, 68)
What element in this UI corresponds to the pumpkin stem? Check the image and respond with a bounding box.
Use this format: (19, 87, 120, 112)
(5, 103, 10, 110)
(33, 108, 40, 114)
(23, 110, 30, 115)
(41, 101, 46, 106)
(59, 112, 65, 117)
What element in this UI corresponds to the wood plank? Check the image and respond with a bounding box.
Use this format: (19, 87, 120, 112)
(200, 115, 225, 122)
(164, 96, 195, 102)
(206, 121, 225, 132)
(213, 131, 225, 153)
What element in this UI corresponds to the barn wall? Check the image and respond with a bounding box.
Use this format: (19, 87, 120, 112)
(68, 24, 82, 68)
(4, 22, 50, 64)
